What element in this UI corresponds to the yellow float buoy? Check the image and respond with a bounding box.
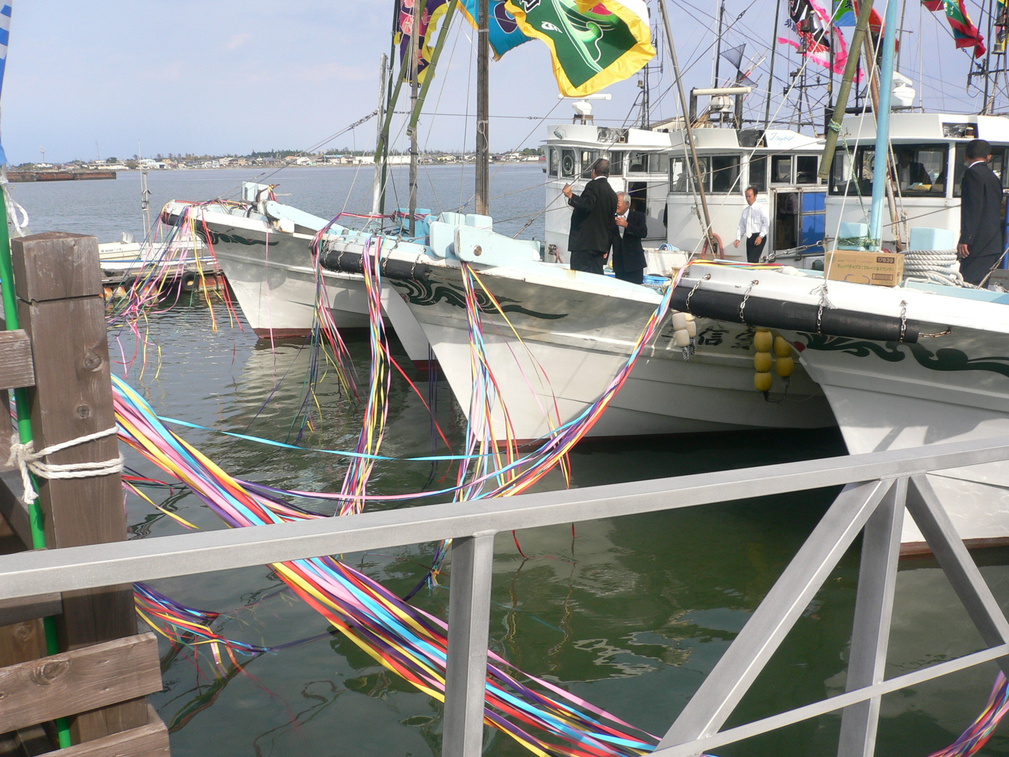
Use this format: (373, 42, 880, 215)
(672, 312, 688, 331)
(775, 356, 795, 378)
(754, 329, 773, 353)
(754, 371, 773, 392)
(754, 351, 773, 373)
(773, 335, 793, 358)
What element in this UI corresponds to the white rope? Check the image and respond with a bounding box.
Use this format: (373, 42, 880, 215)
(903, 248, 967, 288)
(6, 427, 124, 505)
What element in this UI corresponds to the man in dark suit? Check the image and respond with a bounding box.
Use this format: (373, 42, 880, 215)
(611, 191, 648, 284)
(562, 158, 618, 275)
(958, 138, 1006, 286)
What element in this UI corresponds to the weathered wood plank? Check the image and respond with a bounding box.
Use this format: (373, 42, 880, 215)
(12, 234, 143, 741)
(0, 593, 62, 627)
(11, 232, 101, 302)
(53, 706, 169, 757)
(0, 634, 162, 734)
(0, 330, 33, 393)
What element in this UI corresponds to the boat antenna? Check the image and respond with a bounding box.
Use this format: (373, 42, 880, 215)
(475, 0, 490, 215)
(764, 0, 782, 130)
(713, 0, 726, 86)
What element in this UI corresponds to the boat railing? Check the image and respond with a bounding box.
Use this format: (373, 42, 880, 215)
(1, 436, 1008, 756)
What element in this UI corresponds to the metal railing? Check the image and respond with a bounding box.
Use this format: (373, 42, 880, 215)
(2, 437, 1008, 757)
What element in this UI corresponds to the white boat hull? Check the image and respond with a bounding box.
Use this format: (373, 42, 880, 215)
(675, 261, 1009, 549)
(391, 262, 834, 442)
(161, 201, 433, 367)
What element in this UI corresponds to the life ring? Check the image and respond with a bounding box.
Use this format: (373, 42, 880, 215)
(700, 232, 724, 260)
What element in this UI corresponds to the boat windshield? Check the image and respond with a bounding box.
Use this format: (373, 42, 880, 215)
(830, 144, 948, 197)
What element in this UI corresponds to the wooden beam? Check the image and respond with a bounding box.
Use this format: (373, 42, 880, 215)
(0, 634, 162, 733)
(0, 593, 62, 627)
(53, 706, 169, 757)
(0, 330, 33, 392)
(11, 232, 144, 741)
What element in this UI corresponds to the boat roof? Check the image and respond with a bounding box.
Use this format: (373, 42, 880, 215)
(839, 112, 1009, 144)
(545, 122, 823, 152)
(545, 123, 673, 149)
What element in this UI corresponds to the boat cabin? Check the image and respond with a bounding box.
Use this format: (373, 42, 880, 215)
(543, 121, 673, 260)
(663, 125, 827, 264)
(827, 112, 1009, 251)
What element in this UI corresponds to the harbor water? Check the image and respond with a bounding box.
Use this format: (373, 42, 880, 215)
(16, 165, 1009, 756)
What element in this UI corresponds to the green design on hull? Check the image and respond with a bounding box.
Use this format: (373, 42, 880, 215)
(393, 278, 567, 320)
(800, 333, 1009, 379)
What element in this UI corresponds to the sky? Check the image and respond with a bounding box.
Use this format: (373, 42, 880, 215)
(0, 0, 995, 165)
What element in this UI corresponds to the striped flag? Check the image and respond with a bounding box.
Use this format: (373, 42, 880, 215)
(504, 0, 655, 97)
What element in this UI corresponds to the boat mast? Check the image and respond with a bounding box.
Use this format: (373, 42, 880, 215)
(138, 140, 151, 240)
(475, 0, 490, 215)
(713, 0, 726, 86)
(408, 0, 423, 231)
(371, 54, 389, 222)
(658, 0, 716, 255)
(868, 0, 901, 249)
(818, 0, 875, 180)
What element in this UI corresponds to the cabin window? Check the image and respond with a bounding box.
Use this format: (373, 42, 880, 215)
(626, 151, 649, 174)
(648, 153, 669, 175)
(670, 156, 690, 192)
(748, 155, 767, 193)
(669, 155, 712, 193)
(710, 155, 740, 193)
(579, 150, 600, 178)
(893, 145, 946, 195)
(548, 148, 559, 178)
(771, 155, 792, 184)
(560, 148, 577, 179)
(796, 155, 818, 184)
(608, 151, 624, 176)
(952, 143, 1009, 195)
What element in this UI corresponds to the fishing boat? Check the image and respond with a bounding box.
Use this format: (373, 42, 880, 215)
(667, 0, 1009, 550)
(160, 185, 434, 367)
(319, 205, 834, 443)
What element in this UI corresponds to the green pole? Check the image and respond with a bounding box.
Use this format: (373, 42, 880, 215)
(0, 185, 73, 749)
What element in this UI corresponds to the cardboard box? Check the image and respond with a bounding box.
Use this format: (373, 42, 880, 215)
(825, 249, 904, 287)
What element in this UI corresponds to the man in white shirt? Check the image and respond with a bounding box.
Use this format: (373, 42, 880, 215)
(733, 186, 770, 263)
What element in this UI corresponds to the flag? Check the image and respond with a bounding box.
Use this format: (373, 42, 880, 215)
(504, 0, 655, 97)
(395, 0, 450, 82)
(779, 0, 852, 76)
(720, 43, 757, 86)
(0, 3, 11, 165)
(923, 0, 986, 58)
(458, 0, 532, 58)
(833, 0, 857, 26)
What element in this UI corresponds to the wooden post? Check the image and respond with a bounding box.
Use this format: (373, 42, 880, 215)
(11, 232, 146, 742)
